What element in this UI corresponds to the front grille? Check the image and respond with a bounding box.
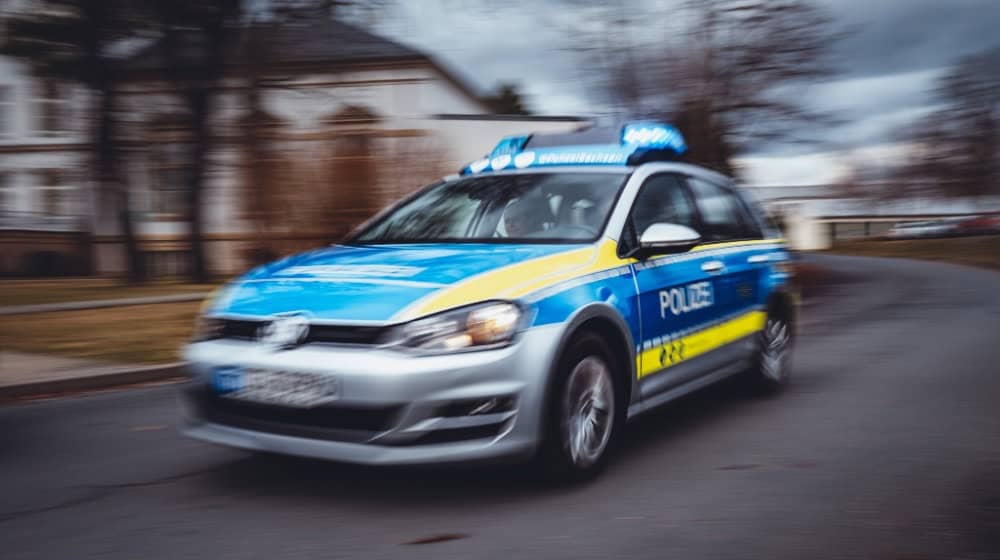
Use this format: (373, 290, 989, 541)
(307, 325, 385, 345)
(216, 319, 386, 345)
(220, 319, 260, 339)
(190, 388, 403, 442)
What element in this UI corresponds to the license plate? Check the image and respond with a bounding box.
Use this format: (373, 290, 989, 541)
(213, 366, 339, 408)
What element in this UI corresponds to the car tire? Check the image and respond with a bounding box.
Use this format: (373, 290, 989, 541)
(744, 306, 794, 394)
(537, 331, 622, 482)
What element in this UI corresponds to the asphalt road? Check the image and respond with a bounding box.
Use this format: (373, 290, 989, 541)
(3, 255, 1000, 560)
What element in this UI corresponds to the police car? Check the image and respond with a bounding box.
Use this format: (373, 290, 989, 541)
(181, 122, 796, 478)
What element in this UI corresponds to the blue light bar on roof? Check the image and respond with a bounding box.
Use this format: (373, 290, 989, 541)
(488, 135, 531, 158)
(460, 121, 687, 175)
(621, 122, 687, 153)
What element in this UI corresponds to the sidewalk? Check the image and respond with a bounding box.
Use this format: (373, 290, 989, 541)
(0, 292, 210, 316)
(0, 351, 183, 399)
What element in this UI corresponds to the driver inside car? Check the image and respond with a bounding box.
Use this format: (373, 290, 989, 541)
(503, 196, 553, 238)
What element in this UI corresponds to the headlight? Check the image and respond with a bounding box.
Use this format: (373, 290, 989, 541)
(192, 315, 224, 342)
(384, 301, 524, 353)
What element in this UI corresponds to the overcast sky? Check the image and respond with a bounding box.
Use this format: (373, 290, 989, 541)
(372, 0, 1000, 186)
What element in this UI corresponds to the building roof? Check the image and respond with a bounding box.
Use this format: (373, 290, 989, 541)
(126, 18, 425, 70)
(122, 18, 488, 110)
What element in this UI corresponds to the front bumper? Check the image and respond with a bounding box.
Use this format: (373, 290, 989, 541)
(179, 325, 562, 466)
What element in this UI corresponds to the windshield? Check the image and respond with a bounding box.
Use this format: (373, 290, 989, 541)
(352, 172, 629, 244)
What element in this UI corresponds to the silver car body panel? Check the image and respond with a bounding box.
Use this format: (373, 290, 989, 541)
(180, 324, 563, 465)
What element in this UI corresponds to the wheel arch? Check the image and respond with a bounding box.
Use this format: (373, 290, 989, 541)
(543, 303, 638, 412)
(766, 287, 798, 337)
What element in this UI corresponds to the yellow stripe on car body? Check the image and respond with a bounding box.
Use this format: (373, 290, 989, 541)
(498, 240, 633, 300)
(393, 244, 602, 321)
(636, 310, 767, 379)
(394, 238, 784, 322)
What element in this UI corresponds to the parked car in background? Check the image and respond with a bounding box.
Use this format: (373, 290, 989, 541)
(955, 214, 1000, 236)
(886, 220, 955, 239)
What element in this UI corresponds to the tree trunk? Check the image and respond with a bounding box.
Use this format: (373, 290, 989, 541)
(241, 25, 270, 260)
(96, 86, 144, 283)
(185, 2, 238, 283)
(83, 0, 144, 284)
(185, 87, 210, 283)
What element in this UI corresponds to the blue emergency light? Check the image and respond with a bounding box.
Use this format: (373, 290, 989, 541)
(621, 122, 687, 152)
(461, 122, 687, 175)
(489, 135, 531, 158)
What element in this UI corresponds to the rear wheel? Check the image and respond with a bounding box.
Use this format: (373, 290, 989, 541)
(538, 332, 621, 481)
(745, 309, 793, 393)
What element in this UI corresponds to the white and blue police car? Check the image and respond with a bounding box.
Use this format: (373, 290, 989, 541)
(182, 122, 796, 478)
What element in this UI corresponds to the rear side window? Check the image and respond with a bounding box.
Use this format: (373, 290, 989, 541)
(686, 177, 759, 241)
(735, 187, 779, 238)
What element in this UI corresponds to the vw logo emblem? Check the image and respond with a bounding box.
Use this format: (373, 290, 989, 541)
(257, 313, 310, 349)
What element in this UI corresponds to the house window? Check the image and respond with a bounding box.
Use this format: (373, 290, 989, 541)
(150, 143, 189, 218)
(0, 85, 13, 136)
(35, 170, 71, 216)
(0, 172, 13, 213)
(34, 79, 69, 135)
(152, 167, 188, 216)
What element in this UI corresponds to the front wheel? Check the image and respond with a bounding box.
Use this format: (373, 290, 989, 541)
(538, 332, 621, 481)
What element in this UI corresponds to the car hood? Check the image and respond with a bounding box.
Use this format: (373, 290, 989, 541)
(208, 243, 595, 323)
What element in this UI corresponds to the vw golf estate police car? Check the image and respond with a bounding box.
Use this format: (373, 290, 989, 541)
(181, 122, 796, 478)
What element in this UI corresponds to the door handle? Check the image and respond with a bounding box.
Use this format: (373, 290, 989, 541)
(701, 260, 725, 274)
(747, 254, 770, 264)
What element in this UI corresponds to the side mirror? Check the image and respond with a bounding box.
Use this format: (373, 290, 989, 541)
(634, 223, 701, 258)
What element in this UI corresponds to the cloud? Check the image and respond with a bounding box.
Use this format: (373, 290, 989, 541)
(371, 0, 999, 184)
(377, 0, 587, 114)
(819, 0, 1000, 78)
(743, 67, 944, 157)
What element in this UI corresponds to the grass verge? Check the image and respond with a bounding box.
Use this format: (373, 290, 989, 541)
(827, 234, 1000, 271)
(1, 301, 201, 364)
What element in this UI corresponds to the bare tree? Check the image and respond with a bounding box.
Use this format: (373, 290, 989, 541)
(482, 82, 532, 115)
(893, 47, 1000, 198)
(567, 0, 844, 176)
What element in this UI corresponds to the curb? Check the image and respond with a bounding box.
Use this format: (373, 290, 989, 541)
(0, 362, 186, 400)
(0, 293, 211, 316)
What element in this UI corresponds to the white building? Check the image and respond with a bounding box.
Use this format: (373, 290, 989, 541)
(0, 59, 86, 222)
(0, 67, 88, 217)
(1, 15, 587, 276)
(0, 0, 95, 274)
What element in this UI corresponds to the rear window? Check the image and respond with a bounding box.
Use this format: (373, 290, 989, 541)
(686, 177, 761, 241)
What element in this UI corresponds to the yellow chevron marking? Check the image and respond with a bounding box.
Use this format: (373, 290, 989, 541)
(636, 310, 767, 379)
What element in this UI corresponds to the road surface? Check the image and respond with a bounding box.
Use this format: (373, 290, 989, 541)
(2, 255, 999, 559)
